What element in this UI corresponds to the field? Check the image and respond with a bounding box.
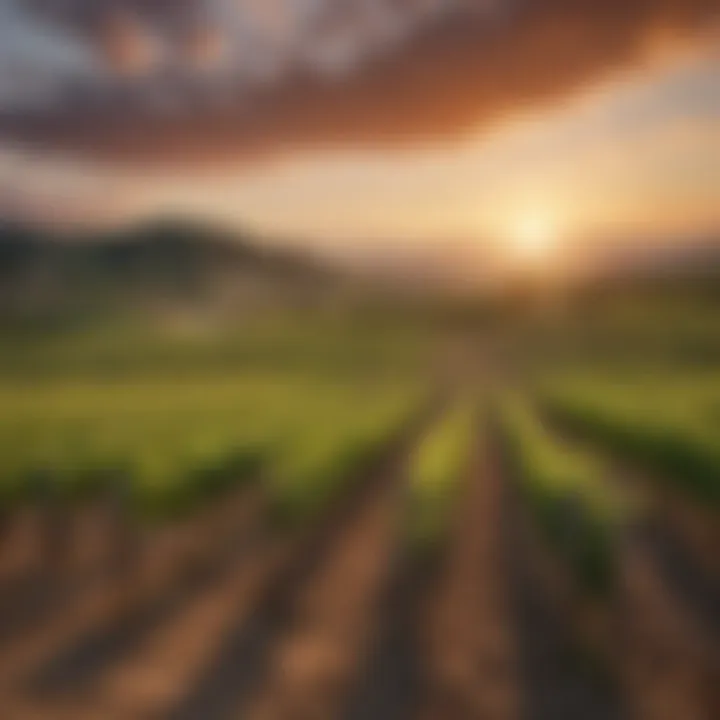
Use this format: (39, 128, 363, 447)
(0, 298, 718, 720)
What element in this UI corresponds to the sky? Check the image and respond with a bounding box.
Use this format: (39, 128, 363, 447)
(0, 0, 718, 271)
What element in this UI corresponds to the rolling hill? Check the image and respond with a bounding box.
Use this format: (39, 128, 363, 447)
(0, 218, 335, 327)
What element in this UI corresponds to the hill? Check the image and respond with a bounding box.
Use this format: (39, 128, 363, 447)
(0, 219, 335, 327)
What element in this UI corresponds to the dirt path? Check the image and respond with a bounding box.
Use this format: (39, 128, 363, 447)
(508, 510, 623, 720)
(0, 501, 113, 641)
(342, 548, 426, 720)
(617, 533, 717, 720)
(27, 487, 266, 699)
(240, 446, 405, 720)
(643, 519, 720, 638)
(83, 536, 292, 719)
(0, 485, 264, 713)
(414, 427, 519, 720)
(601, 466, 718, 720)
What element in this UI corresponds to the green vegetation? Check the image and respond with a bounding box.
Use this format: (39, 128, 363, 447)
(407, 402, 476, 552)
(540, 375, 720, 507)
(269, 387, 423, 525)
(0, 293, 437, 525)
(500, 399, 623, 595)
(3, 229, 720, 575)
(0, 377, 277, 516)
(0, 371, 424, 523)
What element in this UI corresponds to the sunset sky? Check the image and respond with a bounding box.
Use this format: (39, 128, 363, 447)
(0, 0, 718, 269)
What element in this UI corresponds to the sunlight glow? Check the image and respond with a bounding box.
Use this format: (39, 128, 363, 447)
(512, 215, 557, 262)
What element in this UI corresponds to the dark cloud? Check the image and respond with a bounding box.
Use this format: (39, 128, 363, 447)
(1, 0, 718, 166)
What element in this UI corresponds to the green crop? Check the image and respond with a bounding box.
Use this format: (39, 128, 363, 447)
(541, 376, 720, 507)
(268, 386, 423, 525)
(500, 398, 623, 596)
(407, 402, 476, 553)
(0, 373, 423, 524)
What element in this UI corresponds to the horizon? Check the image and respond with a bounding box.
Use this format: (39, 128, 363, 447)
(4, 209, 720, 294)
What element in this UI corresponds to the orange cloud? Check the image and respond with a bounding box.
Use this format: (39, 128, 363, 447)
(2, 0, 718, 166)
(98, 9, 162, 75)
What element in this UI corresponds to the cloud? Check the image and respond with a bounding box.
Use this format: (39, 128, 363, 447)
(0, 0, 717, 165)
(95, 9, 162, 75)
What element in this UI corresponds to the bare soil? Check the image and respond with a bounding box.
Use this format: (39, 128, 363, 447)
(0, 416, 717, 720)
(415, 429, 519, 720)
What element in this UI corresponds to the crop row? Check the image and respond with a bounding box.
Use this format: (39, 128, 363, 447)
(539, 378, 720, 507)
(407, 401, 476, 552)
(499, 398, 623, 595)
(0, 375, 425, 524)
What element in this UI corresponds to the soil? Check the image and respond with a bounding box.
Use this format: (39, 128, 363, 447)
(0, 413, 717, 720)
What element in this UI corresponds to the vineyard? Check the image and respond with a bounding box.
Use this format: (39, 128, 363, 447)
(0, 318, 718, 720)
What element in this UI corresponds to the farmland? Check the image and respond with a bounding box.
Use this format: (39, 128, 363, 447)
(0, 297, 718, 720)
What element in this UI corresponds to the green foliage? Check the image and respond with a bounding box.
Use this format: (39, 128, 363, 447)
(500, 399, 622, 596)
(541, 376, 720, 506)
(268, 387, 423, 526)
(0, 372, 423, 524)
(407, 402, 476, 553)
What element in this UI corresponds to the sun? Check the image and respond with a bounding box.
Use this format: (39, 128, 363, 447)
(512, 215, 557, 262)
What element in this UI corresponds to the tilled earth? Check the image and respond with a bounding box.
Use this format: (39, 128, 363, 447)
(0, 428, 716, 720)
